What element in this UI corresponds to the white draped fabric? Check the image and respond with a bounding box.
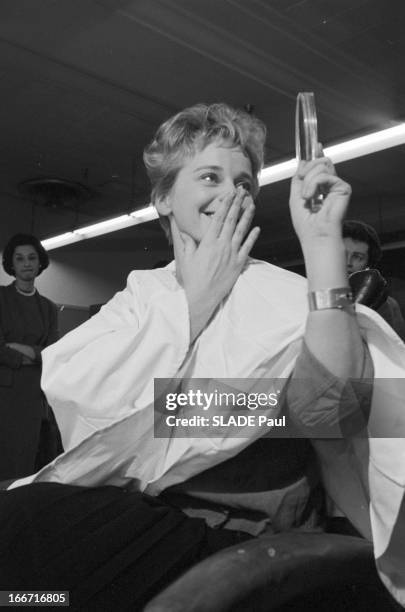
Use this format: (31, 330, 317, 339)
(10, 259, 405, 606)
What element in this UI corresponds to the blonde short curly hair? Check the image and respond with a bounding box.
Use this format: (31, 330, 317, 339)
(143, 103, 266, 241)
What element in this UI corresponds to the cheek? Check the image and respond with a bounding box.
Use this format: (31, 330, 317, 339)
(171, 195, 198, 222)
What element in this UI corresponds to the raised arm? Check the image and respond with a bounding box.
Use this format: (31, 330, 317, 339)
(290, 156, 365, 378)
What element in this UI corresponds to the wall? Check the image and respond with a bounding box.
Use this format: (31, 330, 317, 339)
(0, 247, 170, 307)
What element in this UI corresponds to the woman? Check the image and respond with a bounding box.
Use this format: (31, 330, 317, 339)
(1, 105, 404, 609)
(0, 233, 60, 480)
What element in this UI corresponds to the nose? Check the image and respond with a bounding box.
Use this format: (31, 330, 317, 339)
(217, 178, 238, 199)
(219, 183, 251, 207)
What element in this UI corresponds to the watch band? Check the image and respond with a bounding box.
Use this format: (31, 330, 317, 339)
(308, 287, 354, 311)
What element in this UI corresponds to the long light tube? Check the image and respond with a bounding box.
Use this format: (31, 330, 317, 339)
(42, 208, 158, 251)
(41, 232, 82, 250)
(259, 122, 405, 186)
(42, 122, 405, 250)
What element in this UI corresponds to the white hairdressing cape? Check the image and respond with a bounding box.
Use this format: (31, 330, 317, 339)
(10, 260, 405, 606)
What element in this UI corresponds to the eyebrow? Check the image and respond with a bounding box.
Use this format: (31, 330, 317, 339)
(193, 166, 253, 181)
(235, 172, 254, 183)
(193, 165, 223, 173)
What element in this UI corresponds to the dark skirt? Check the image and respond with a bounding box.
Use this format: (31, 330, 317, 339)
(0, 367, 43, 480)
(0, 483, 251, 611)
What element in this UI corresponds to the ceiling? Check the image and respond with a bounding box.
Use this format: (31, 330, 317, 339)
(0, 0, 404, 273)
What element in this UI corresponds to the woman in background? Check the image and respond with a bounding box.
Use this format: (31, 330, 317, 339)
(0, 233, 60, 480)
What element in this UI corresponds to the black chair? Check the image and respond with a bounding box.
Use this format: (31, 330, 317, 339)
(144, 532, 399, 611)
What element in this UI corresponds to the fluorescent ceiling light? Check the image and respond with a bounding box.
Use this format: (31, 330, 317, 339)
(42, 207, 158, 250)
(74, 215, 136, 238)
(42, 122, 405, 250)
(324, 122, 405, 164)
(130, 208, 159, 221)
(259, 158, 297, 185)
(41, 232, 81, 250)
(259, 122, 405, 186)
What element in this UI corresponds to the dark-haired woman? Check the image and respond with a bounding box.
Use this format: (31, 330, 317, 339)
(0, 233, 59, 480)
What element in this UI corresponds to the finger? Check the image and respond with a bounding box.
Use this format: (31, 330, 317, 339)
(182, 232, 197, 257)
(291, 161, 307, 210)
(295, 160, 306, 180)
(302, 172, 351, 201)
(231, 200, 255, 248)
(237, 226, 261, 262)
(171, 221, 188, 267)
(171, 221, 185, 250)
(205, 192, 234, 239)
(300, 156, 335, 177)
(220, 186, 246, 240)
(299, 160, 336, 197)
(297, 156, 333, 176)
(316, 142, 324, 158)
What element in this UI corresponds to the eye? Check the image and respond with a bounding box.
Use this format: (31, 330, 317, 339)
(235, 180, 253, 193)
(200, 172, 220, 184)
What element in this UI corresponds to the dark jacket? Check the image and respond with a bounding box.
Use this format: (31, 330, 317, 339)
(377, 295, 405, 342)
(0, 283, 58, 386)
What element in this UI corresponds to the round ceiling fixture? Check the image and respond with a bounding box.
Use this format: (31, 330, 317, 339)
(18, 177, 96, 210)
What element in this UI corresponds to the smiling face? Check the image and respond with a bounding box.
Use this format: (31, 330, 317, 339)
(155, 141, 254, 243)
(343, 237, 369, 274)
(12, 245, 40, 282)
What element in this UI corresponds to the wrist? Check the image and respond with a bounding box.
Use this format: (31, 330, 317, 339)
(301, 235, 344, 255)
(303, 240, 348, 290)
(185, 288, 218, 344)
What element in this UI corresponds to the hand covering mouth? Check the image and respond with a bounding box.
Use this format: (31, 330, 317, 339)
(203, 200, 250, 218)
